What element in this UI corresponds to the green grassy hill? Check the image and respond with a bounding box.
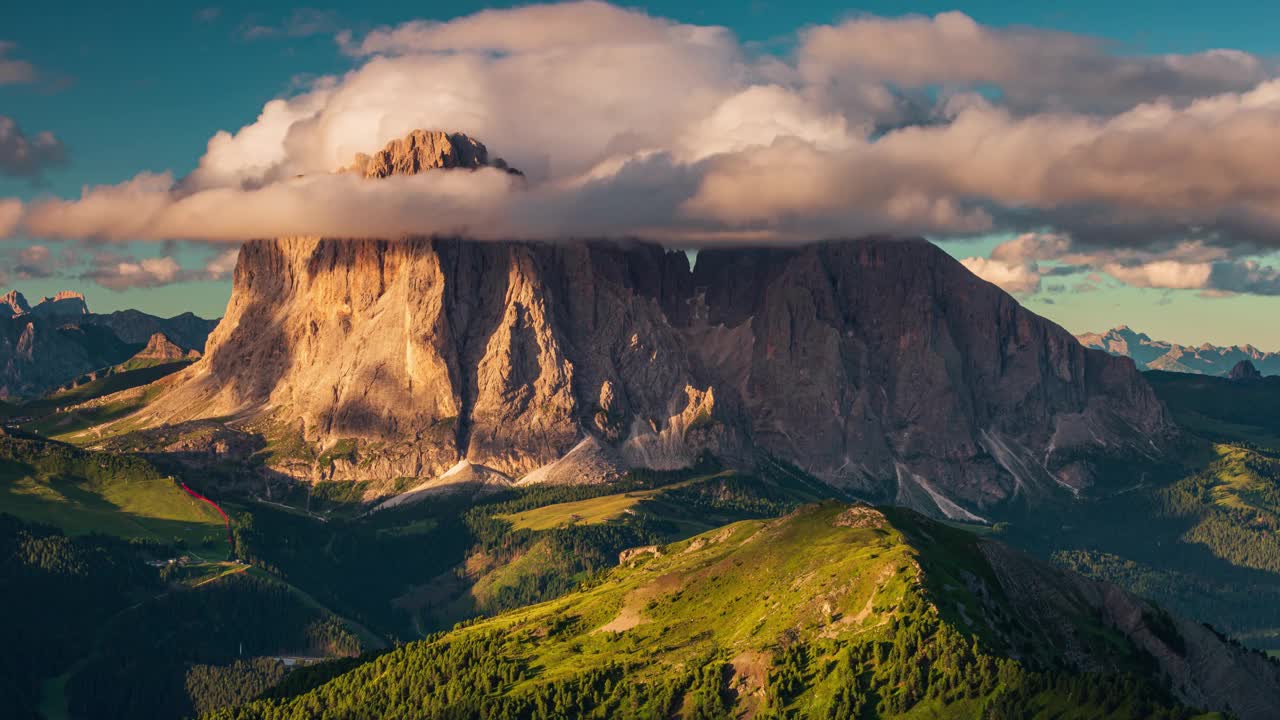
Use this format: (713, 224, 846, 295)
(0, 513, 368, 720)
(209, 503, 1275, 720)
(224, 459, 833, 641)
(10, 360, 190, 442)
(0, 433, 229, 555)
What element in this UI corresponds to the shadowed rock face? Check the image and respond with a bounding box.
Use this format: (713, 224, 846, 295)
(1229, 360, 1263, 382)
(139, 236, 1176, 519)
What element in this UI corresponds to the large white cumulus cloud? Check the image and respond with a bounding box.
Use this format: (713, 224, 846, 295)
(10, 0, 1280, 297)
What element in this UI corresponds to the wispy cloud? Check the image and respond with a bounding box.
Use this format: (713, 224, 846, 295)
(963, 232, 1280, 297)
(0, 116, 67, 180)
(239, 8, 341, 41)
(80, 246, 239, 291)
(0, 41, 37, 85)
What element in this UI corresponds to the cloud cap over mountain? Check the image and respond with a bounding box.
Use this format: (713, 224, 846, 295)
(8, 1, 1280, 287)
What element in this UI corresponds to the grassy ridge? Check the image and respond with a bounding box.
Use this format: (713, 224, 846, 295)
(223, 460, 833, 641)
(208, 504, 1208, 720)
(2, 358, 190, 443)
(0, 434, 229, 555)
(499, 472, 732, 530)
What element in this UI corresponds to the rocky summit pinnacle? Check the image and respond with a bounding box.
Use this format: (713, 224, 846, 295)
(343, 129, 522, 179)
(1, 289, 88, 319)
(0, 290, 30, 317)
(134, 236, 1177, 521)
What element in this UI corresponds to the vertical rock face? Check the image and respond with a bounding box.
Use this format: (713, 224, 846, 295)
(139, 236, 1176, 518)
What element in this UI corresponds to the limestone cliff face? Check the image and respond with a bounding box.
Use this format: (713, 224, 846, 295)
(137, 236, 1176, 519)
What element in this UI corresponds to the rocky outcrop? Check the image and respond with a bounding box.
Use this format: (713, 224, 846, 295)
(132, 236, 1177, 519)
(1079, 325, 1280, 377)
(131, 332, 201, 363)
(343, 130, 522, 179)
(1229, 360, 1263, 382)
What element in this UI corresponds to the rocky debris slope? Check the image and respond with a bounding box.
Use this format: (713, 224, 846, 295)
(132, 236, 1176, 519)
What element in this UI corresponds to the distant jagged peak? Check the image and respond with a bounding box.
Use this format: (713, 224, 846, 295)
(1108, 325, 1152, 341)
(0, 290, 30, 317)
(342, 129, 523, 179)
(2, 289, 88, 319)
(1078, 325, 1280, 377)
(29, 290, 89, 318)
(1229, 360, 1263, 382)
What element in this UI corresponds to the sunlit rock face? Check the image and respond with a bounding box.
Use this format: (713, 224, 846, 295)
(342, 130, 522, 178)
(140, 233, 1176, 519)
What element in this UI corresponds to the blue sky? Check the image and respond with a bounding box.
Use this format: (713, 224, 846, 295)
(3, 1, 1280, 348)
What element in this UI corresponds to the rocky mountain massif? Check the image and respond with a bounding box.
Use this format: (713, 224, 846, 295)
(124, 234, 1175, 521)
(0, 290, 219, 399)
(1079, 325, 1280, 376)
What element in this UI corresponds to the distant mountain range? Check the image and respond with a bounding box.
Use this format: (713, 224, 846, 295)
(1077, 325, 1280, 377)
(0, 290, 219, 399)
